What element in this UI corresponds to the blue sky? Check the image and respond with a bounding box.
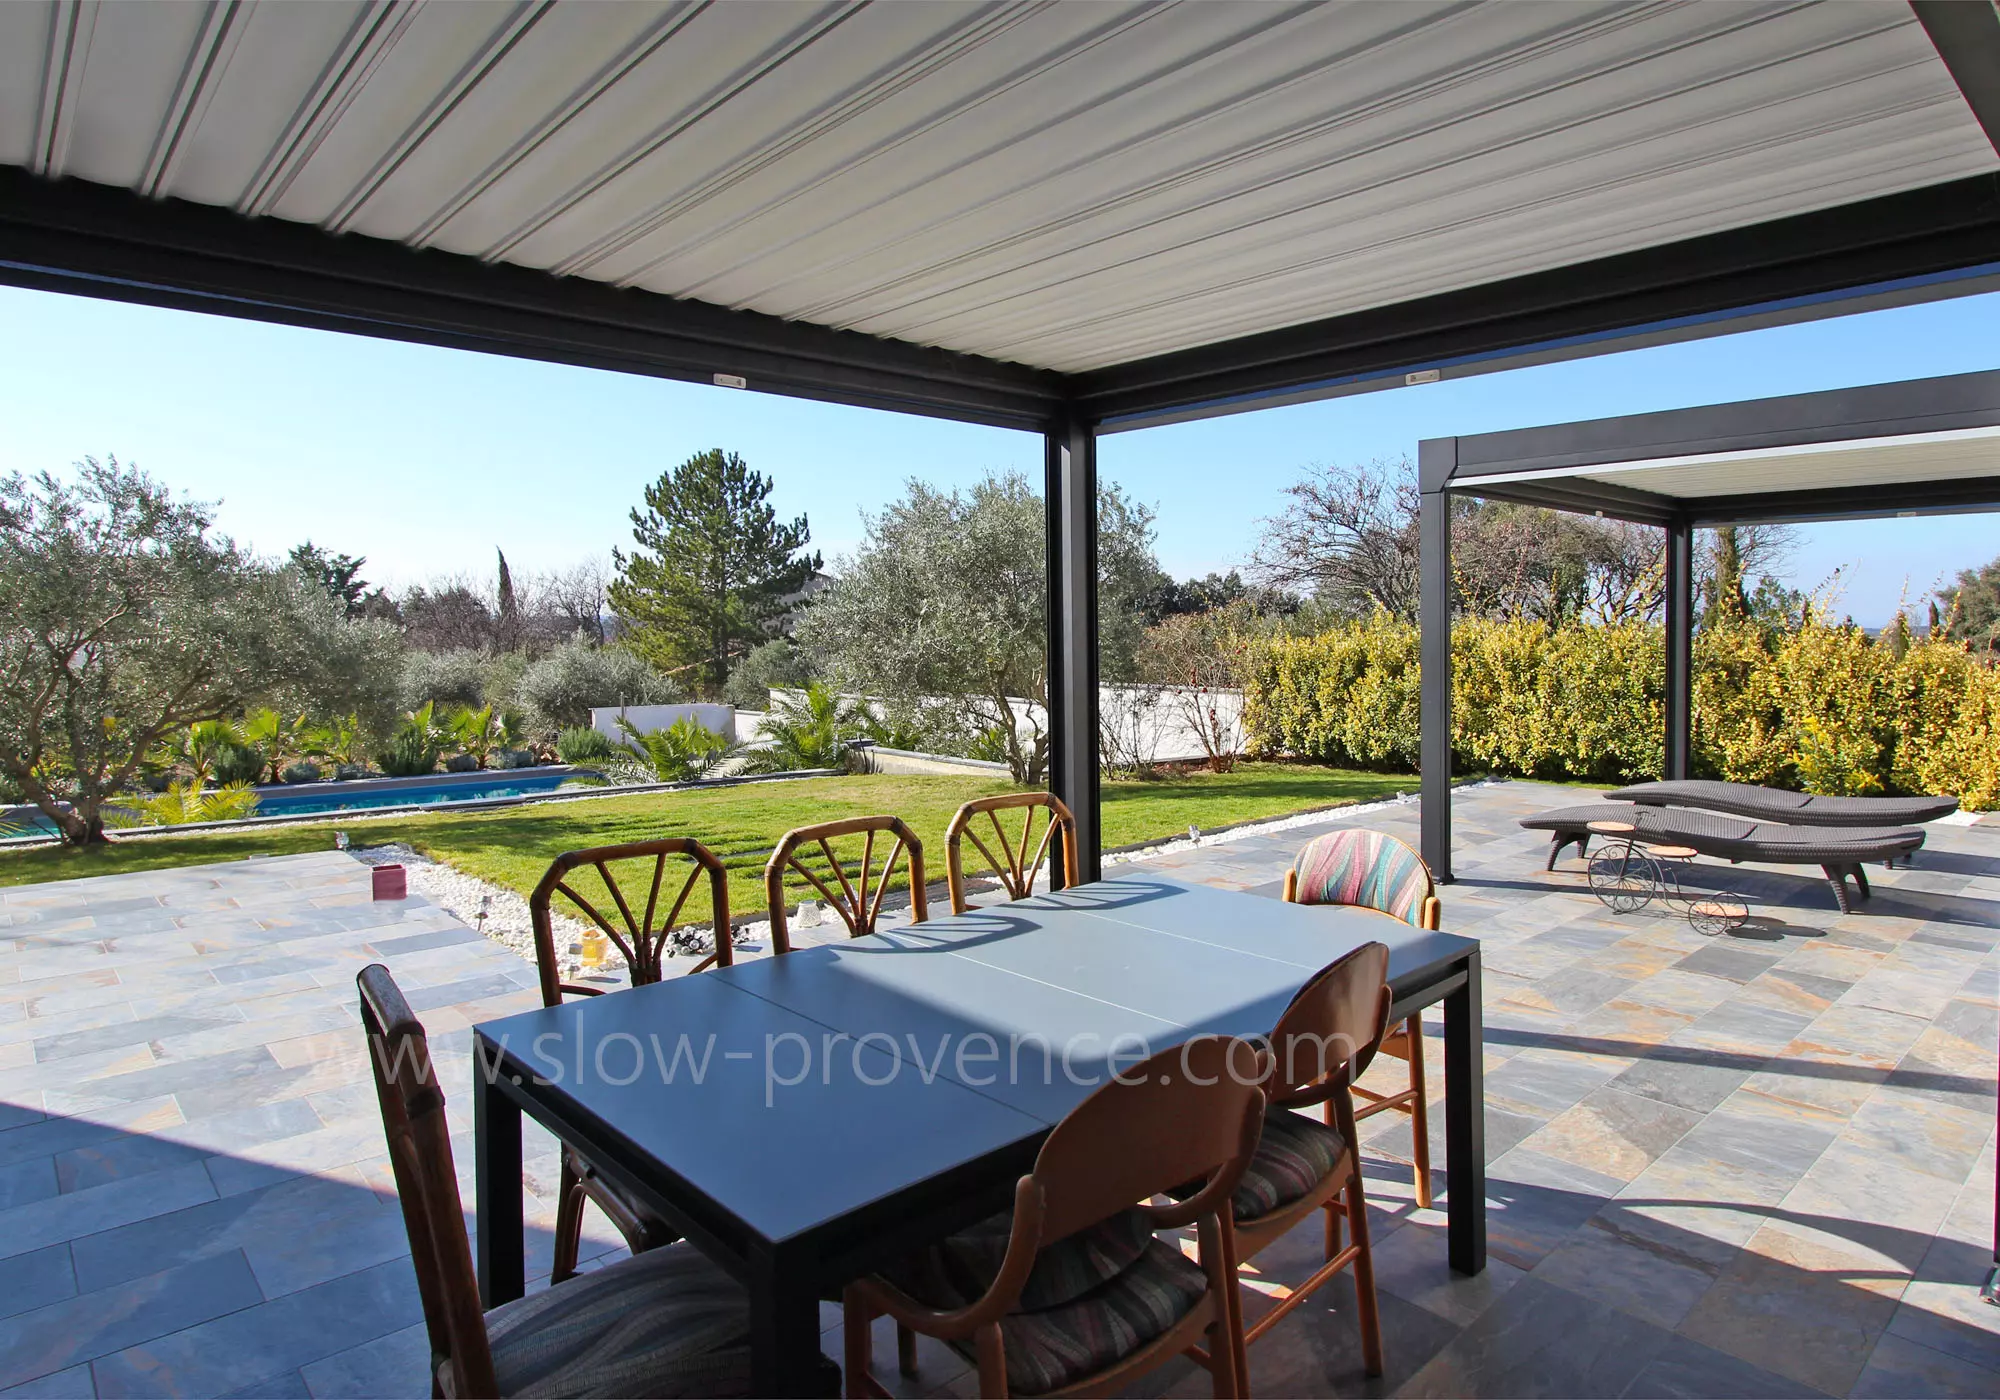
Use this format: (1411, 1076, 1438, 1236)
(1, 282, 1995, 625)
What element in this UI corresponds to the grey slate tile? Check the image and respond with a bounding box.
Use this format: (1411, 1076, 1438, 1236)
(0, 1251, 261, 1391)
(88, 1257, 420, 1398)
(295, 1322, 429, 1398)
(1400, 1276, 1676, 1397)
(1609, 1053, 1754, 1114)
(71, 1170, 407, 1300)
(30, 1017, 229, 1065)
(1620, 1334, 1826, 1397)
(0, 1246, 75, 1325)
(54, 1134, 207, 1194)
(0, 1162, 217, 1261)
(0, 1158, 57, 1213)
(0, 1364, 94, 1398)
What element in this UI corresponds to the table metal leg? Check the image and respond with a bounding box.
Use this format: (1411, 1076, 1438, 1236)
(1443, 948, 1486, 1275)
(751, 1252, 828, 1397)
(475, 1042, 525, 1308)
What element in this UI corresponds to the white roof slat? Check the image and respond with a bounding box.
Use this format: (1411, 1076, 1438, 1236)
(0, 1, 57, 169)
(1565, 429, 2000, 501)
(0, 0, 1991, 376)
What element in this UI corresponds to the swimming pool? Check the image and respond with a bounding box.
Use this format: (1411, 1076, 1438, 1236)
(253, 769, 584, 817)
(1, 767, 594, 837)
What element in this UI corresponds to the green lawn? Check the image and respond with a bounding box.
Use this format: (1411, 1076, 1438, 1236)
(0, 763, 1412, 918)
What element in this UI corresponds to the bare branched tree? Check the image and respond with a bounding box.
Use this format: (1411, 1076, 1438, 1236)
(1250, 457, 1423, 620)
(1253, 456, 1687, 624)
(535, 556, 610, 645)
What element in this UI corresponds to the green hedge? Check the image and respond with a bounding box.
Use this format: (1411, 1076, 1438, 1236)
(1240, 615, 2000, 809)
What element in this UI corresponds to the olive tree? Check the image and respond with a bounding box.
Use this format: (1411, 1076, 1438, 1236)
(0, 459, 393, 844)
(795, 471, 1164, 784)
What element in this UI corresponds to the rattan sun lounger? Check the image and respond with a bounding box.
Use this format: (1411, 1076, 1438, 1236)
(1519, 802, 1926, 913)
(1605, 779, 1958, 827)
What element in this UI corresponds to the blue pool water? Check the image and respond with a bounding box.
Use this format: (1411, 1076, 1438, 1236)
(254, 771, 580, 817)
(2, 770, 588, 837)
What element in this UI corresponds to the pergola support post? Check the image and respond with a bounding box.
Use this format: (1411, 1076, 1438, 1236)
(1664, 515, 1694, 780)
(1046, 411, 1101, 884)
(1419, 439, 1457, 883)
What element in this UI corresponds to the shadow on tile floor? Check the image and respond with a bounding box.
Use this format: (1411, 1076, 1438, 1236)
(0, 1093, 608, 1399)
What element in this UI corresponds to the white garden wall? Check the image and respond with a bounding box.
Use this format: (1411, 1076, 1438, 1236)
(589, 703, 737, 742)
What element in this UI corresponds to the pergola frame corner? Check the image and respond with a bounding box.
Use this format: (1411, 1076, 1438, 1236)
(1417, 369, 2000, 880)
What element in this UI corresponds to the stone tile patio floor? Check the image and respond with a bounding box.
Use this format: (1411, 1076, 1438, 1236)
(0, 779, 1993, 1397)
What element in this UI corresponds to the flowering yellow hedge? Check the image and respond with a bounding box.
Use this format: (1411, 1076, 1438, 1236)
(1240, 615, 2000, 808)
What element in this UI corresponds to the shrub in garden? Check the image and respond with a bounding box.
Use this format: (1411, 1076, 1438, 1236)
(618, 715, 736, 783)
(514, 638, 678, 735)
(399, 648, 488, 711)
(1242, 612, 2000, 807)
(555, 726, 619, 764)
(376, 702, 447, 778)
(109, 780, 261, 828)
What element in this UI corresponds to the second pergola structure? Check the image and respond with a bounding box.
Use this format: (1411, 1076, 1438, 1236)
(1415, 368, 2000, 882)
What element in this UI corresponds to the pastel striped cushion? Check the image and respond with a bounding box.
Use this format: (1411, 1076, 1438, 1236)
(1232, 1109, 1347, 1221)
(1292, 830, 1433, 926)
(981, 1240, 1207, 1395)
(461, 1243, 753, 1398)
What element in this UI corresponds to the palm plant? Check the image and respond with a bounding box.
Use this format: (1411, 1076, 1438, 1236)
(240, 708, 311, 784)
(555, 726, 619, 764)
(175, 719, 245, 788)
(617, 715, 736, 783)
(449, 705, 517, 769)
(376, 701, 447, 778)
(109, 779, 261, 828)
(307, 713, 365, 772)
(740, 683, 865, 773)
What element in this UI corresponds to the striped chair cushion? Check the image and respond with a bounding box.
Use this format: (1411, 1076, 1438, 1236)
(457, 1243, 753, 1398)
(884, 1207, 1156, 1313)
(1292, 830, 1433, 926)
(980, 1239, 1207, 1395)
(1232, 1108, 1347, 1221)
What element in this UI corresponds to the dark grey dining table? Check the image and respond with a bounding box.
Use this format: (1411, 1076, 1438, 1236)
(471, 870, 1483, 1397)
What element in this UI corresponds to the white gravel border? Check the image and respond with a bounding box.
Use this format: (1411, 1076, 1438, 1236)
(1104, 781, 1500, 865)
(353, 783, 1485, 975)
(350, 842, 771, 979)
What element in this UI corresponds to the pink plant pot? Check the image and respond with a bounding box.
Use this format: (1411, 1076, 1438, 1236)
(371, 864, 407, 901)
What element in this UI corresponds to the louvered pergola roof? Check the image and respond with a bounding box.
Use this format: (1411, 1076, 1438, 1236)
(2, 0, 1998, 431)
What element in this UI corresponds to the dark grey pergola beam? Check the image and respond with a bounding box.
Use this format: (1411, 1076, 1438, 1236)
(1914, 0, 2000, 157)
(0, 167, 1064, 433)
(1418, 367, 2000, 880)
(1044, 413, 1102, 886)
(1075, 174, 2000, 432)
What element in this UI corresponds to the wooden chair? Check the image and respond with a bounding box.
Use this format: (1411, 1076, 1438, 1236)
(1282, 829, 1440, 1209)
(843, 1037, 1266, 1398)
(764, 815, 927, 953)
(943, 792, 1079, 913)
(356, 963, 756, 1398)
(1205, 942, 1393, 1380)
(529, 838, 732, 1282)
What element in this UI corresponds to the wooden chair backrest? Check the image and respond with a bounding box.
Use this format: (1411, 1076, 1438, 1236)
(357, 963, 496, 1399)
(1265, 940, 1393, 1106)
(1030, 1036, 1266, 1245)
(528, 837, 732, 1005)
(943, 791, 1079, 913)
(1283, 828, 1441, 931)
(764, 816, 927, 953)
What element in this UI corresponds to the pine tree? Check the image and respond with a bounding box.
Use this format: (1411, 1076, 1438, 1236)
(608, 450, 820, 696)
